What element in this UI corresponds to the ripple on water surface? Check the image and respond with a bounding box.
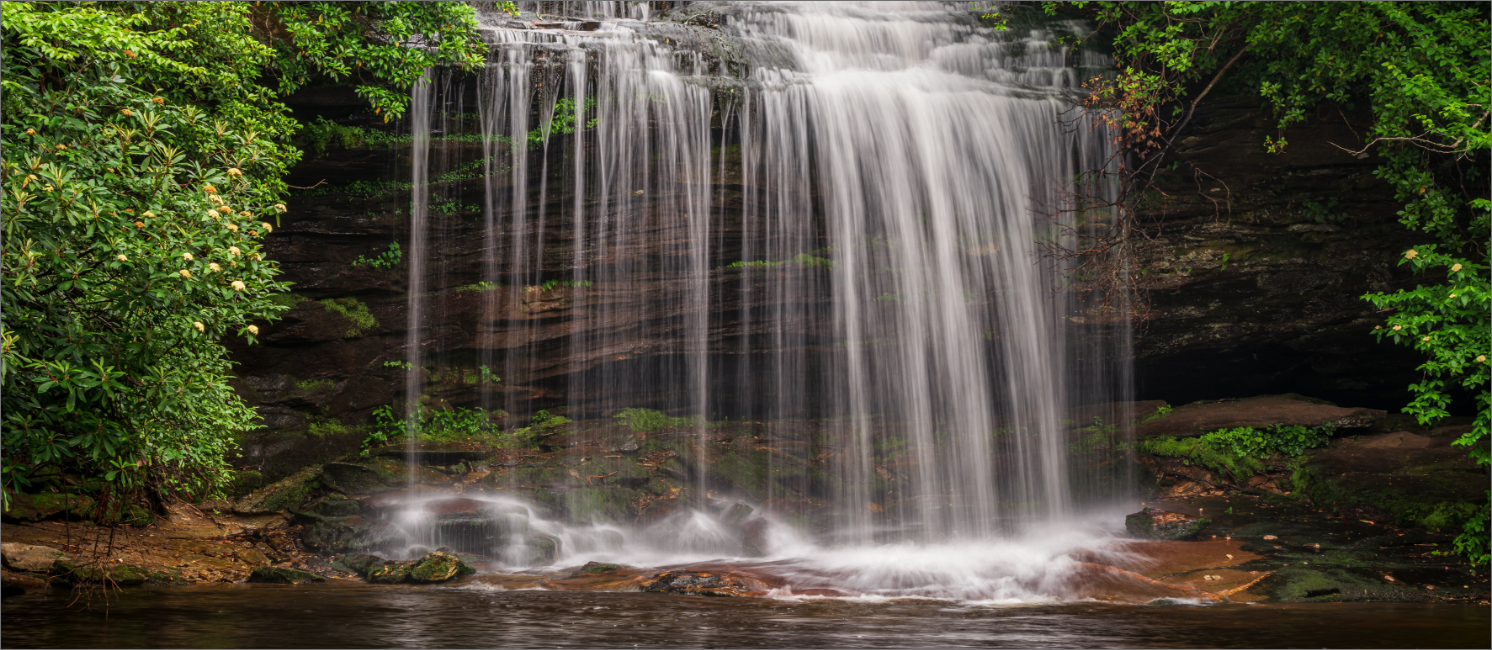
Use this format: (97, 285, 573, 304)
(1, 585, 1487, 649)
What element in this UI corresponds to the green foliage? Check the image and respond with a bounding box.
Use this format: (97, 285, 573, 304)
(301, 116, 410, 157)
(350, 242, 402, 270)
(0, 0, 488, 512)
(528, 97, 599, 146)
(319, 297, 377, 338)
(1044, 0, 1489, 566)
(1140, 404, 1174, 423)
(454, 281, 501, 293)
(720, 253, 835, 271)
(613, 408, 698, 432)
(361, 404, 513, 453)
(383, 360, 413, 371)
(1139, 423, 1334, 480)
(535, 279, 593, 292)
(257, 2, 495, 122)
(1203, 423, 1335, 459)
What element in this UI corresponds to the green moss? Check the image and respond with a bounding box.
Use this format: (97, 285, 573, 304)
(319, 298, 377, 338)
(268, 293, 309, 309)
(614, 408, 698, 432)
(305, 418, 352, 438)
(1138, 435, 1264, 480)
(296, 378, 335, 393)
(454, 281, 501, 293)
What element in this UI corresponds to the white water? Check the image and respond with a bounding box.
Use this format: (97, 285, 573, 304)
(396, 1, 1131, 600)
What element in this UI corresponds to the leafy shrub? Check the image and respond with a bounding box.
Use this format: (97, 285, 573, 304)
(0, 1, 493, 512)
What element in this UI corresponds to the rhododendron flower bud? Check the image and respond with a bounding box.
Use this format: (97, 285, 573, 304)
(179, 269, 191, 279)
(231, 280, 246, 291)
(247, 324, 259, 335)
(182, 252, 193, 261)
(194, 322, 205, 332)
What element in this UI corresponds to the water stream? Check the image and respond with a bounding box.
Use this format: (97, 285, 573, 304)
(395, 1, 1133, 600)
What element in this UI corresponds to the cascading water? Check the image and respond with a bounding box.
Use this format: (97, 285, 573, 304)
(392, 1, 1132, 600)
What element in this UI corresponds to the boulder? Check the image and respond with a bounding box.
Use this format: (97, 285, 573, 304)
(234, 466, 322, 514)
(1, 569, 49, 597)
(641, 570, 769, 597)
(366, 561, 410, 584)
(1125, 507, 1211, 540)
(406, 549, 476, 583)
(331, 553, 383, 577)
(1135, 394, 1383, 439)
(1, 543, 68, 573)
(247, 566, 326, 585)
(320, 462, 397, 495)
(364, 550, 475, 584)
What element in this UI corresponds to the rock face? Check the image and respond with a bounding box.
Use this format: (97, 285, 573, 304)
(225, 77, 1448, 484)
(1131, 95, 1440, 410)
(1126, 508, 1211, 540)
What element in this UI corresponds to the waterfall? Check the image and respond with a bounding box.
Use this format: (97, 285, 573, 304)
(398, 1, 1128, 563)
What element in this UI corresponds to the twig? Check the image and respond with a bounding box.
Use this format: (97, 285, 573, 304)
(286, 179, 327, 190)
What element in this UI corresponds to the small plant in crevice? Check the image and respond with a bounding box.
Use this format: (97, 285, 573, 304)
(349, 242, 402, 270)
(532, 279, 594, 292)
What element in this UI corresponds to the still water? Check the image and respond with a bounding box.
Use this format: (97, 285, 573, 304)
(2, 584, 1486, 648)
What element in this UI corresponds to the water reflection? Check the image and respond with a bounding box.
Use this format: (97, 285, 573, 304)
(2, 585, 1486, 649)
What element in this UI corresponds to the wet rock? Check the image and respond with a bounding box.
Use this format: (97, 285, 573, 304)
(1, 543, 69, 573)
(320, 462, 397, 495)
(365, 550, 475, 584)
(234, 466, 322, 514)
(721, 502, 753, 526)
(641, 570, 766, 597)
(1, 569, 49, 597)
(571, 562, 625, 576)
(406, 549, 476, 583)
(1126, 507, 1211, 540)
(365, 561, 410, 584)
(52, 560, 151, 586)
(1134, 395, 1383, 439)
(331, 553, 383, 577)
(247, 566, 326, 584)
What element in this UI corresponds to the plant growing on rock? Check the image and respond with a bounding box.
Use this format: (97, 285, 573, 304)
(1, 1, 494, 514)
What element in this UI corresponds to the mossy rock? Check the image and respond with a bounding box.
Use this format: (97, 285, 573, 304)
(331, 553, 383, 577)
(1, 492, 94, 522)
(247, 566, 325, 585)
(52, 561, 150, 586)
(320, 462, 397, 495)
(406, 549, 475, 583)
(1125, 507, 1211, 540)
(229, 470, 266, 497)
(235, 466, 322, 514)
(366, 561, 410, 584)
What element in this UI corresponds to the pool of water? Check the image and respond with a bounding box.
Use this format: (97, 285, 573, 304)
(2, 584, 1486, 648)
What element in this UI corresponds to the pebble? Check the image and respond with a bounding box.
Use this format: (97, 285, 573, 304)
(1384, 575, 1395, 582)
(1263, 535, 1278, 540)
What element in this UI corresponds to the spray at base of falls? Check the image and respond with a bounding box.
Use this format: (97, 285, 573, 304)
(392, 1, 1133, 600)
